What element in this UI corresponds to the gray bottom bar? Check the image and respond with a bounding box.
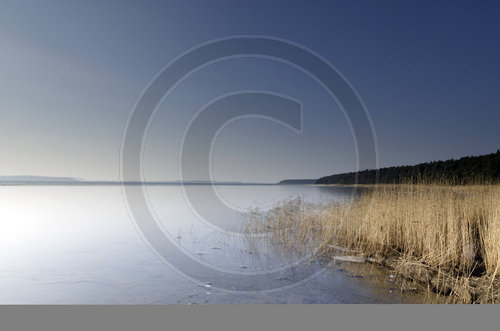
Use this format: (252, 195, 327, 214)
(0, 305, 496, 331)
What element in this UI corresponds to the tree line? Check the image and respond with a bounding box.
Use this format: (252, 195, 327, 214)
(316, 150, 500, 185)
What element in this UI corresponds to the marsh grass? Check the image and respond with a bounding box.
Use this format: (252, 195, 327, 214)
(244, 184, 500, 303)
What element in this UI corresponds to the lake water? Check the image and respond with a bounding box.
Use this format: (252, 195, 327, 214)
(0, 185, 418, 304)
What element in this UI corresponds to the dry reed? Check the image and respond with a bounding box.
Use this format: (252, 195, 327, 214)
(244, 184, 500, 303)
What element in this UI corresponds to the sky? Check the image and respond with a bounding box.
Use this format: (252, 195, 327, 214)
(0, 0, 499, 182)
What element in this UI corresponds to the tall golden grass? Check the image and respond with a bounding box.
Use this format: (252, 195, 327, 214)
(245, 184, 500, 303)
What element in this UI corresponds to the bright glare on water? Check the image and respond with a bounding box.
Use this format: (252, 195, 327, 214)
(0, 185, 415, 304)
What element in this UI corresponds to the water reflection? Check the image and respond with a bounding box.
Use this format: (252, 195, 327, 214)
(0, 185, 421, 303)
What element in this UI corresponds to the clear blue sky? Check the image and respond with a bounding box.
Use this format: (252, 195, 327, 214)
(1, 0, 499, 182)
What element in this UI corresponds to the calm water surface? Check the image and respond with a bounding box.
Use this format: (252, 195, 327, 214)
(0, 185, 417, 304)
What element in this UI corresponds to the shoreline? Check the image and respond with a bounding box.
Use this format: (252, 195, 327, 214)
(332, 252, 499, 303)
(245, 183, 500, 303)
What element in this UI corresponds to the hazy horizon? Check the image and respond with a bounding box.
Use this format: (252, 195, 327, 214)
(1, 149, 497, 184)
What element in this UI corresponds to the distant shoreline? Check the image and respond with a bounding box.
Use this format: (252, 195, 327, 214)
(0, 181, 277, 186)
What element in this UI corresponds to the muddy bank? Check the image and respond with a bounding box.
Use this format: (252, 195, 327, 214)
(325, 247, 499, 304)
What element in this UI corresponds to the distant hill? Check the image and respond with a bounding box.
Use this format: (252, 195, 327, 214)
(317, 150, 500, 185)
(0, 176, 81, 183)
(0, 176, 272, 186)
(278, 179, 317, 185)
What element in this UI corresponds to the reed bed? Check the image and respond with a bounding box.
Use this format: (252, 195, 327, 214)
(244, 184, 500, 303)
